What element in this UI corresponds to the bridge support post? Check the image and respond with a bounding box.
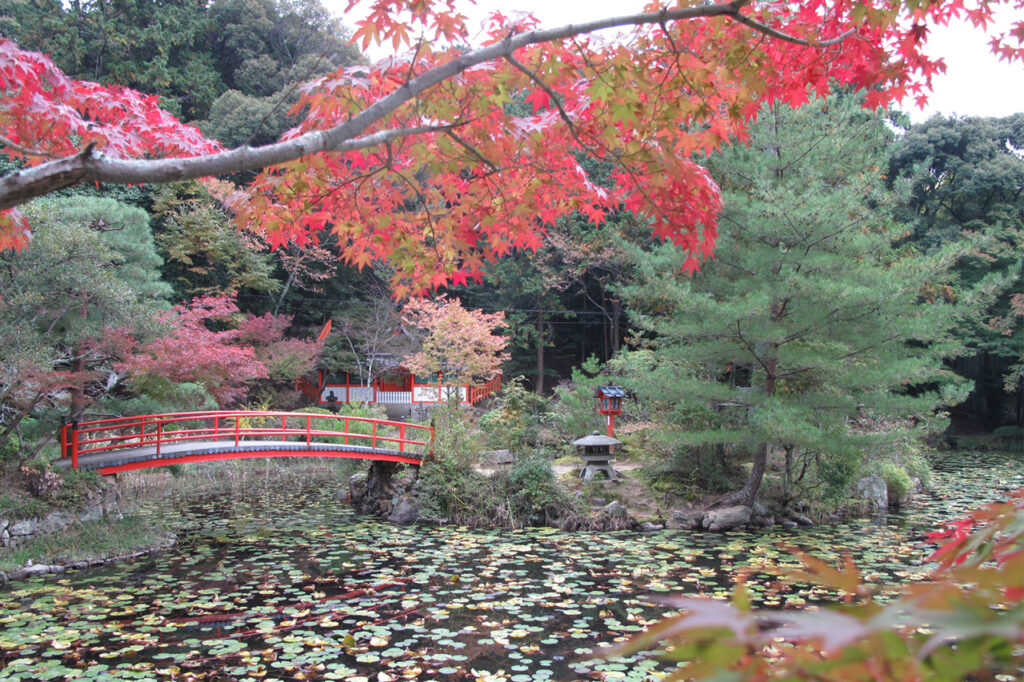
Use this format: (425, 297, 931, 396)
(70, 421, 79, 470)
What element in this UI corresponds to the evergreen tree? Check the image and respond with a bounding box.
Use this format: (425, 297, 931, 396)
(0, 197, 170, 440)
(620, 97, 972, 506)
(888, 114, 1024, 429)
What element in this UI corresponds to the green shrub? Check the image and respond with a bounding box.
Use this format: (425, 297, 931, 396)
(815, 447, 862, 504)
(902, 454, 931, 487)
(429, 404, 482, 466)
(490, 450, 578, 527)
(638, 441, 742, 500)
(549, 356, 606, 440)
(53, 468, 103, 508)
(876, 460, 913, 503)
(479, 376, 549, 453)
(416, 457, 491, 525)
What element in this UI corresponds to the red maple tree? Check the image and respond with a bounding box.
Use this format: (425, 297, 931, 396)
(1, 1, 1022, 293)
(118, 295, 270, 406)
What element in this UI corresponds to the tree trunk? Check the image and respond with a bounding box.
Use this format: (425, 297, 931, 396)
(535, 311, 545, 394)
(611, 298, 622, 353)
(715, 355, 776, 508)
(69, 297, 89, 421)
(714, 443, 767, 507)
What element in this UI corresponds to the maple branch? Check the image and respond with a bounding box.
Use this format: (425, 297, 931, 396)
(0, 0, 855, 208)
(503, 54, 592, 154)
(445, 131, 499, 172)
(723, 4, 856, 48)
(0, 134, 65, 159)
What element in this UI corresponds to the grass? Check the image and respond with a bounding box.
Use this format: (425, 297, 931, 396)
(0, 514, 168, 574)
(119, 457, 362, 500)
(0, 492, 50, 521)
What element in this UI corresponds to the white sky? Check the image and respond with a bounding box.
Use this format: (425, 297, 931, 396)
(331, 0, 1024, 123)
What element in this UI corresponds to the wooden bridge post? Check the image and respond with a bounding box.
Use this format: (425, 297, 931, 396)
(399, 424, 405, 453)
(70, 421, 79, 470)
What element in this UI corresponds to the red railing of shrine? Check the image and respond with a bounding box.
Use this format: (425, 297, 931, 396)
(468, 375, 502, 405)
(60, 411, 434, 472)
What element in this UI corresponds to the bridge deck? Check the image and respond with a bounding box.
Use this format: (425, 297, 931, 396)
(54, 440, 420, 473)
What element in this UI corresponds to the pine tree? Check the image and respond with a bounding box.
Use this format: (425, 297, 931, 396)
(620, 96, 972, 507)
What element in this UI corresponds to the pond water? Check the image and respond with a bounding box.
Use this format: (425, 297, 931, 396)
(0, 451, 1020, 681)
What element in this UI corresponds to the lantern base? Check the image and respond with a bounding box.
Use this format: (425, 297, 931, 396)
(579, 462, 622, 482)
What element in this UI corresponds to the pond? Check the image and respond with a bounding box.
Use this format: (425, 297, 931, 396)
(0, 451, 1020, 681)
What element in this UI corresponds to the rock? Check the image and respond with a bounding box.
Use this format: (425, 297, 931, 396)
(485, 449, 514, 465)
(702, 505, 752, 532)
(638, 522, 664, 532)
(9, 564, 61, 579)
(602, 501, 626, 519)
(82, 504, 106, 523)
(41, 511, 73, 535)
(791, 514, 814, 526)
(388, 495, 420, 525)
(854, 474, 889, 513)
(781, 519, 798, 529)
(752, 501, 769, 517)
(10, 519, 37, 536)
(348, 472, 368, 502)
(665, 509, 704, 530)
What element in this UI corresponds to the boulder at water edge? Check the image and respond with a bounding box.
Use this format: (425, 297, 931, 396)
(854, 474, 889, 513)
(702, 505, 752, 531)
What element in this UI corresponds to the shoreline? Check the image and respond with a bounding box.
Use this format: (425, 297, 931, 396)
(0, 530, 177, 585)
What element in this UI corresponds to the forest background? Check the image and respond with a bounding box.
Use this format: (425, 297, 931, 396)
(0, 0, 1020, 495)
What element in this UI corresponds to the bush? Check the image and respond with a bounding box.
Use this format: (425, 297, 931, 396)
(0, 437, 19, 463)
(549, 356, 606, 440)
(293, 404, 389, 442)
(417, 407, 579, 528)
(478, 376, 549, 453)
(489, 450, 579, 527)
(639, 441, 743, 500)
(876, 459, 913, 504)
(416, 457, 490, 525)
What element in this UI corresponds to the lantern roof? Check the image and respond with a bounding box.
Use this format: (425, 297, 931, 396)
(595, 385, 626, 398)
(572, 430, 622, 447)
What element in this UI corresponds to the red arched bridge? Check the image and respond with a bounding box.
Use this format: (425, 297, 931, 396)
(56, 411, 433, 476)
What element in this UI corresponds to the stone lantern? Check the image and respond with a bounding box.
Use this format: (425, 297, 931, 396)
(572, 430, 623, 482)
(595, 385, 625, 437)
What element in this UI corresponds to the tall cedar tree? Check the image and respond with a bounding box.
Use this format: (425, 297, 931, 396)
(620, 97, 972, 506)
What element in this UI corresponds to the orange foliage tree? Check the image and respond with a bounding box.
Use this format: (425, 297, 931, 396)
(401, 295, 509, 390)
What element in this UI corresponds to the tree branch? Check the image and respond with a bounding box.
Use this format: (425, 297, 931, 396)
(504, 54, 592, 153)
(0, 1, 853, 208)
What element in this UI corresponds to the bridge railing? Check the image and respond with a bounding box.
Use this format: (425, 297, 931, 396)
(60, 411, 434, 470)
